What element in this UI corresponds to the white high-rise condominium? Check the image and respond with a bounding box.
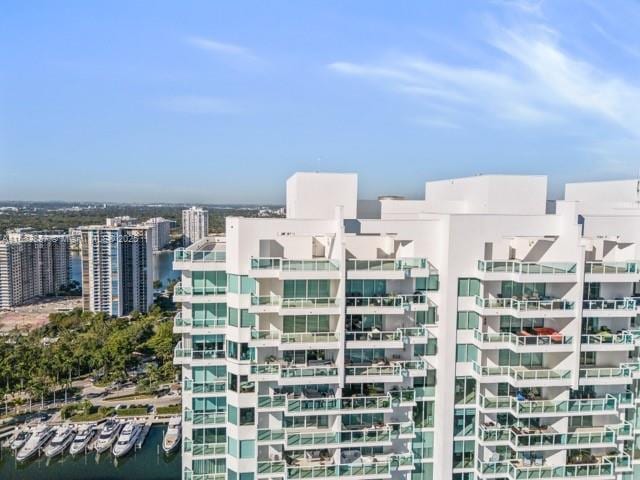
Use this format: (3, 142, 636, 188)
(144, 217, 173, 252)
(80, 225, 153, 316)
(173, 172, 640, 480)
(0, 229, 70, 308)
(183, 206, 209, 247)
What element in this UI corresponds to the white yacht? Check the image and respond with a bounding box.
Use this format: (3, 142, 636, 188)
(9, 428, 31, 451)
(112, 421, 142, 458)
(69, 423, 97, 455)
(94, 419, 122, 454)
(162, 416, 181, 454)
(44, 425, 76, 458)
(16, 424, 54, 462)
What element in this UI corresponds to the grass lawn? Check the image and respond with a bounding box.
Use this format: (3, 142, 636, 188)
(156, 404, 181, 415)
(115, 407, 148, 417)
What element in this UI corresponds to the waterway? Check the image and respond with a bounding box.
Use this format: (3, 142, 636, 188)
(0, 425, 180, 479)
(71, 251, 179, 289)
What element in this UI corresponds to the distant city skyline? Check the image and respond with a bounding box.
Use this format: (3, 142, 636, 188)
(2, 1, 640, 203)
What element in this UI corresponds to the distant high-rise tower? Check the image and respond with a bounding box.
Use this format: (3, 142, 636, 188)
(0, 229, 70, 308)
(182, 206, 208, 247)
(144, 217, 173, 252)
(80, 226, 153, 316)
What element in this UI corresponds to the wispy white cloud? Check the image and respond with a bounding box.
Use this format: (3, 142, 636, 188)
(328, 22, 640, 136)
(186, 36, 258, 62)
(153, 95, 241, 115)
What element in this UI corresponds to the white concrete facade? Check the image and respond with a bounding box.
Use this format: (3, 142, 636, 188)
(80, 225, 153, 316)
(174, 172, 640, 480)
(0, 230, 70, 308)
(183, 207, 209, 247)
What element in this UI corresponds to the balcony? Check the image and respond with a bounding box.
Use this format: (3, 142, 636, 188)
(250, 329, 340, 349)
(183, 440, 226, 457)
(585, 261, 640, 282)
(472, 362, 571, 387)
(473, 329, 573, 353)
(346, 295, 405, 315)
(249, 295, 341, 315)
(478, 394, 619, 417)
(183, 378, 226, 394)
(477, 260, 577, 282)
(173, 282, 227, 303)
(183, 408, 226, 426)
(477, 459, 615, 479)
(474, 296, 575, 318)
(249, 257, 340, 279)
(480, 423, 619, 450)
(173, 312, 225, 334)
(346, 257, 431, 280)
(582, 298, 636, 317)
(173, 342, 225, 365)
(578, 366, 632, 385)
(173, 248, 226, 272)
(251, 361, 340, 385)
(345, 363, 403, 383)
(581, 331, 634, 351)
(346, 330, 403, 349)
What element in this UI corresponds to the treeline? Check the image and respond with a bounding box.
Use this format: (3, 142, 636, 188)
(0, 307, 177, 404)
(0, 204, 282, 235)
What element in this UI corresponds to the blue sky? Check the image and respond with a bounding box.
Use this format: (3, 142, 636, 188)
(1, 0, 640, 203)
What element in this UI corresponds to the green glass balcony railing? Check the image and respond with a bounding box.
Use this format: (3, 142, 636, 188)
(174, 282, 227, 296)
(257, 429, 285, 442)
(287, 462, 391, 478)
(346, 258, 428, 271)
(479, 394, 618, 415)
(174, 249, 226, 263)
(250, 257, 339, 271)
(346, 296, 403, 307)
(174, 313, 226, 329)
(257, 394, 286, 409)
(581, 332, 634, 345)
(578, 366, 632, 379)
(474, 329, 573, 346)
(281, 332, 338, 343)
(472, 362, 571, 382)
(287, 395, 392, 413)
(582, 298, 636, 310)
(477, 260, 576, 274)
(475, 296, 575, 311)
(183, 409, 226, 425)
(585, 261, 639, 274)
(281, 297, 339, 309)
(183, 378, 226, 393)
(345, 365, 402, 377)
(256, 461, 285, 474)
(346, 330, 402, 342)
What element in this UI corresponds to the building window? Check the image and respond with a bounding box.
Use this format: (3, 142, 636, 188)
(457, 311, 479, 330)
(455, 344, 477, 363)
(284, 280, 330, 298)
(453, 408, 476, 437)
(454, 377, 476, 404)
(239, 408, 255, 425)
(413, 401, 434, 428)
(457, 278, 480, 297)
(452, 440, 475, 469)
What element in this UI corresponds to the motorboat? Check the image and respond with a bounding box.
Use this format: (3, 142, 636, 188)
(112, 421, 142, 458)
(94, 419, 122, 453)
(44, 425, 76, 458)
(162, 416, 181, 454)
(9, 428, 31, 451)
(16, 424, 54, 462)
(69, 423, 97, 455)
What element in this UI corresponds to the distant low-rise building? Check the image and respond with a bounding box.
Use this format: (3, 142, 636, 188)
(0, 229, 70, 308)
(80, 225, 153, 316)
(105, 215, 138, 227)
